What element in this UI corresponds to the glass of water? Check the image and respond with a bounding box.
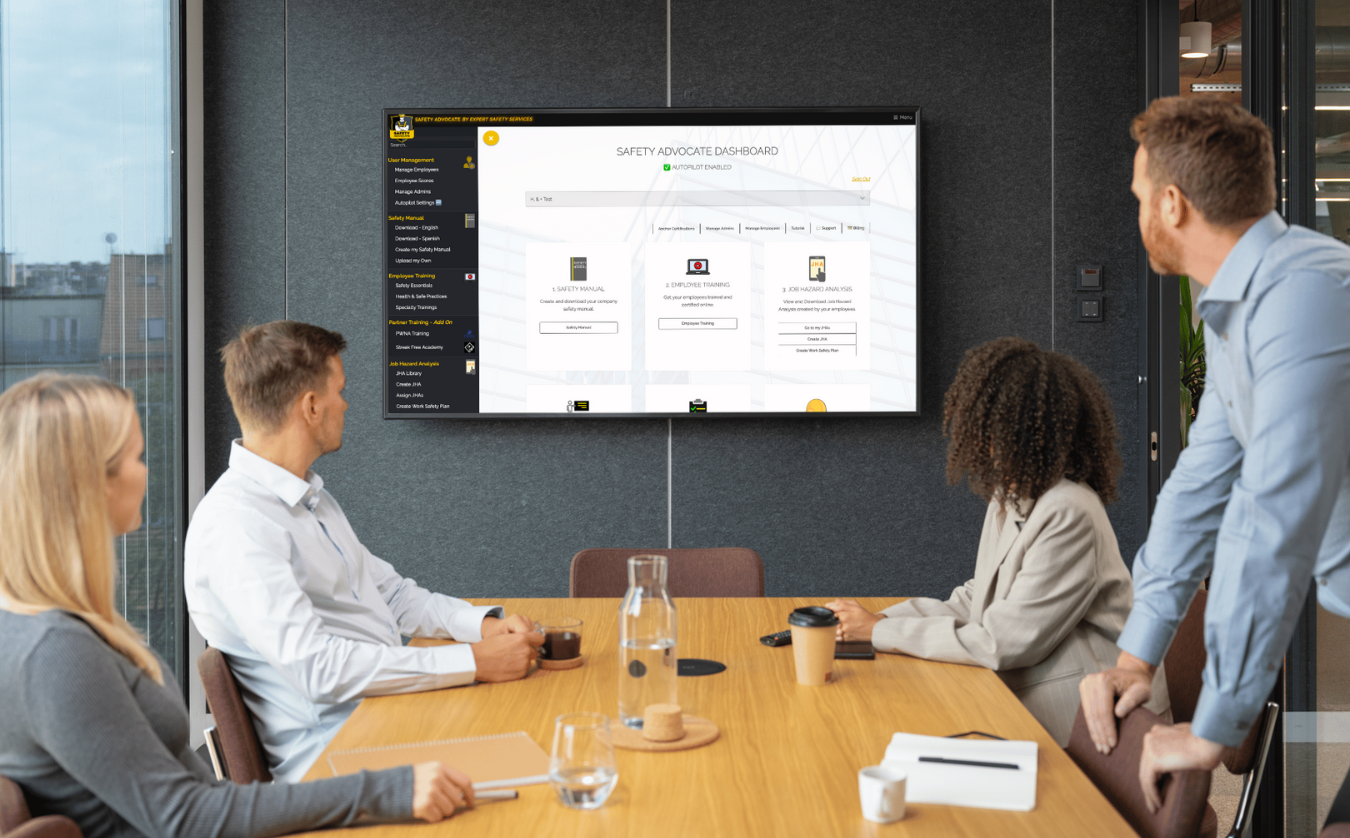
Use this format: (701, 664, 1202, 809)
(549, 712, 618, 810)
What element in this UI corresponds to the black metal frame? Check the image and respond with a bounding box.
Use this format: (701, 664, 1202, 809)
(1282, 3, 1320, 836)
(174, 0, 190, 699)
(1139, 0, 1181, 522)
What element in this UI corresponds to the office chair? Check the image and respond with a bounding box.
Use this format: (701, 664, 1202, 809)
(1067, 705, 1214, 838)
(1163, 588, 1282, 838)
(569, 548, 764, 598)
(197, 648, 273, 784)
(0, 775, 82, 838)
(1164, 588, 1209, 726)
(1217, 701, 1279, 838)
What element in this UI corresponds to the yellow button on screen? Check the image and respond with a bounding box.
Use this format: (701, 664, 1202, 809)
(483, 130, 499, 146)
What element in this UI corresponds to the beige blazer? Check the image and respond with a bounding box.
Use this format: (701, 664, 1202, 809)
(873, 479, 1170, 745)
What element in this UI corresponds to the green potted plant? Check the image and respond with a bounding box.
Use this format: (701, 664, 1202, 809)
(1179, 276, 1206, 448)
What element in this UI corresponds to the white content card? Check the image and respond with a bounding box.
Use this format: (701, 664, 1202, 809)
(882, 732, 1038, 812)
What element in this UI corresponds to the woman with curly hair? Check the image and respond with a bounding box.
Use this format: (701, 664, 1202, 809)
(826, 337, 1169, 745)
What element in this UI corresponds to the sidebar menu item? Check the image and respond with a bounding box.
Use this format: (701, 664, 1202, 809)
(384, 112, 479, 416)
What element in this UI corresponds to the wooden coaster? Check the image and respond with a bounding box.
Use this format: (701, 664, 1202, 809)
(538, 654, 585, 671)
(612, 716, 720, 752)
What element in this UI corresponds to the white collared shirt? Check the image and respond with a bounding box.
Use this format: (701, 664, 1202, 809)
(184, 441, 501, 782)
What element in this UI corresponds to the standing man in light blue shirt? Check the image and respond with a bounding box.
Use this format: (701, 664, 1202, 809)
(1079, 96, 1350, 813)
(186, 321, 543, 783)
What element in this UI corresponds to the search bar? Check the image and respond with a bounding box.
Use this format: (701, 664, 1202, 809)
(524, 189, 870, 208)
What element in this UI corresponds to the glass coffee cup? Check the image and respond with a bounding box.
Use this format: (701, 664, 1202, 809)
(537, 619, 584, 666)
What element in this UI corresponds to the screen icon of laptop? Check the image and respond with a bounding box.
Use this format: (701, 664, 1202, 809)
(686, 259, 710, 275)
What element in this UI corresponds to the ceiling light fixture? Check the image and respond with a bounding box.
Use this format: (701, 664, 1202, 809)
(1180, 22, 1212, 57)
(1180, 1, 1212, 58)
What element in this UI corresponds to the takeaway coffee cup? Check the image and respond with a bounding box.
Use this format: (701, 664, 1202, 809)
(858, 765, 907, 823)
(788, 606, 840, 686)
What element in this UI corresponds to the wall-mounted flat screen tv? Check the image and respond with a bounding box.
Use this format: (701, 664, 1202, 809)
(383, 107, 919, 418)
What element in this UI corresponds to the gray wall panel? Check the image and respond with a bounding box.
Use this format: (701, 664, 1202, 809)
(1053, 0, 1145, 563)
(203, 0, 1146, 601)
(202, 0, 288, 483)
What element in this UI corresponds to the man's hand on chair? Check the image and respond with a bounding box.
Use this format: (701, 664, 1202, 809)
(1138, 723, 1225, 813)
(1079, 651, 1156, 754)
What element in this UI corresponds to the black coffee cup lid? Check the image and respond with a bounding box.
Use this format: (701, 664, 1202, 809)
(788, 606, 840, 628)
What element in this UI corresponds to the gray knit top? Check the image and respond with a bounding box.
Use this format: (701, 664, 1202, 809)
(0, 609, 412, 838)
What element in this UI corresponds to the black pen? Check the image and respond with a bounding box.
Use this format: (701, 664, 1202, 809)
(918, 756, 1020, 770)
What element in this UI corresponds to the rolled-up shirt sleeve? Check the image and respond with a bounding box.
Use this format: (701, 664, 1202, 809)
(1188, 274, 1350, 747)
(207, 507, 482, 704)
(1117, 374, 1244, 667)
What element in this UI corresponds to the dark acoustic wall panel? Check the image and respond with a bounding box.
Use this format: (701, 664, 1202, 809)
(203, 0, 1144, 600)
(1052, 0, 1147, 570)
(203, 1, 289, 485)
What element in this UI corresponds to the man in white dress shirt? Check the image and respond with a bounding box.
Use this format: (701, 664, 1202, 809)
(185, 320, 542, 782)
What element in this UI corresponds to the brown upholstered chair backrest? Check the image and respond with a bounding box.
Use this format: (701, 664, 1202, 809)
(0, 775, 83, 838)
(1067, 705, 1213, 838)
(1164, 588, 1208, 726)
(1159, 587, 1272, 777)
(1321, 824, 1350, 838)
(196, 648, 273, 784)
(569, 548, 764, 598)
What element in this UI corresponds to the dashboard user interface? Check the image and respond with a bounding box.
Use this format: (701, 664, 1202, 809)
(383, 108, 919, 418)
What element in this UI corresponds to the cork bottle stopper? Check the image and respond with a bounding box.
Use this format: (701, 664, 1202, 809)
(642, 703, 685, 742)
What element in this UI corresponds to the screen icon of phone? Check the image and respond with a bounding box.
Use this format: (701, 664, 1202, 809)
(809, 256, 826, 283)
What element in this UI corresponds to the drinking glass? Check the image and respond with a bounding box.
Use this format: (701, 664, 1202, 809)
(548, 712, 618, 810)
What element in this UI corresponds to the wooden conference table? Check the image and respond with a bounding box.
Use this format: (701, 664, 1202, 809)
(297, 598, 1135, 837)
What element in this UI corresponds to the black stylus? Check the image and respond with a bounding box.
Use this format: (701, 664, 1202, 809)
(917, 756, 1020, 770)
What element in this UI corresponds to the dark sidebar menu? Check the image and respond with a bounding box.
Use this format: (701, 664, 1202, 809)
(384, 112, 480, 417)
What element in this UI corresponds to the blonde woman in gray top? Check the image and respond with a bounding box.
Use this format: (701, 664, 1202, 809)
(0, 373, 474, 838)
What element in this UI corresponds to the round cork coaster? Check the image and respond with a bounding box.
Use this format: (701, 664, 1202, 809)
(611, 716, 720, 752)
(538, 654, 586, 671)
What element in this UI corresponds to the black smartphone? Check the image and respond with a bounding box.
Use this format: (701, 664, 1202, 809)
(834, 641, 875, 660)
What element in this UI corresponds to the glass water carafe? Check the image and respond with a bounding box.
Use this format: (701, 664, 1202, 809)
(617, 555, 678, 729)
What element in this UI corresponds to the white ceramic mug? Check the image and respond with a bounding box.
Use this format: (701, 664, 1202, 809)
(858, 765, 907, 823)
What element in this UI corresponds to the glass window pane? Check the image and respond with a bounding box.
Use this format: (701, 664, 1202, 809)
(0, 0, 183, 682)
(1300, 5, 1350, 834)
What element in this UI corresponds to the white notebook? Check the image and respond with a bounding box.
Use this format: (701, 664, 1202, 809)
(882, 732, 1038, 811)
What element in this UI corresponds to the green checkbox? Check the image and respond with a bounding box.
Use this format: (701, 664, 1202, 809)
(663, 164, 671, 171)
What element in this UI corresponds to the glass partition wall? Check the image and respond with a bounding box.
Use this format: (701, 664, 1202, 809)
(0, 1, 184, 681)
(1294, 3, 1350, 833)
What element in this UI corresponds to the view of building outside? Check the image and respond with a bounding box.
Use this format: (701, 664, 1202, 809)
(0, 0, 183, 680)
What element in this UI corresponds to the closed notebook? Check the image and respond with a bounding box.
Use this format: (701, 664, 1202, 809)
(326, 731, 550, 790)
(882, 732, 1038, 811)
